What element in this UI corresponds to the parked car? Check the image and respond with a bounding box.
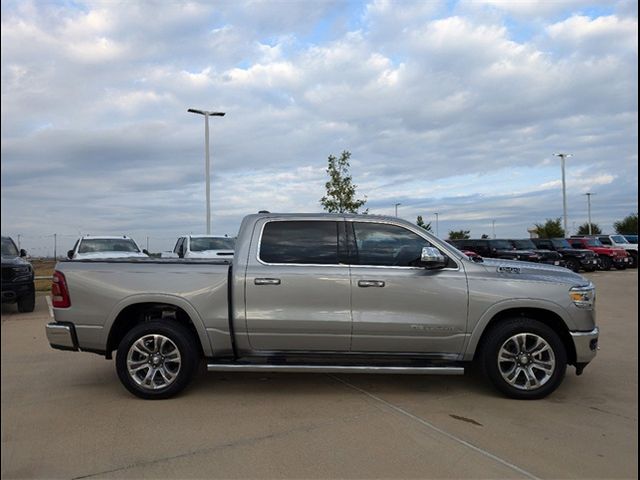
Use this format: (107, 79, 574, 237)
(67, 236, 149, 260)
(567, 237, 630, 270)
(170, 235, 235, 259)
(449, 239, 540, 262)
(1, 236, 35, 312)
(531, 238, 599, 273)
(584, 235, 637, 268)
(46, 213, 599, 400)
(507, 239, 563, 267)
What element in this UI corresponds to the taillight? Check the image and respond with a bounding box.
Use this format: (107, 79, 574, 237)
(51, 270, 71, 308)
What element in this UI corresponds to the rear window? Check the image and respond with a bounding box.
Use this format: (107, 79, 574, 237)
(190, 237, 235, 252)
(259, 221, 339, 264)
(78, 239, 140, 253)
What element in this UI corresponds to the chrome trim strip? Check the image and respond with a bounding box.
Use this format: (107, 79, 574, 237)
(45, 323, 77, 349)
(207, 364, 464, 375)
(570, 326, 599, 363)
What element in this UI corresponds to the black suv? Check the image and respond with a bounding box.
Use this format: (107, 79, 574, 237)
(1, 236, 35, 312)
(531, 238, 598, 273)
(507, 239, 564, 267)
(449, 239, 540, 262)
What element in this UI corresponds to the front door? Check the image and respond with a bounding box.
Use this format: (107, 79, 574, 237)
(244, 219, 352, 352)
(348, 221, 469, 356)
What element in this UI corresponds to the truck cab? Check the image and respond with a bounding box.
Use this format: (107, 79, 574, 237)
(172, 235, 235, 259)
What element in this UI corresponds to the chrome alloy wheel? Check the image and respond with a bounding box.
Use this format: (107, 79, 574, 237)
(497, 333, 556, 391)
(126, 334, 181, 390)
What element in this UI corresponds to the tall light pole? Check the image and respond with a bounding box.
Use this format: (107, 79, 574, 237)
(584, 192, 595, 235)
(554, 153, 572, 236)
(434, 213, 439, 237)
(394, 203, 401, 217)
(492, 220, 496, 239)
(188, 109, 226, 234)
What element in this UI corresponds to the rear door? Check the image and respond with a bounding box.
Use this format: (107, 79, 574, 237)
(244, 219, 352, 352)
(348, 220, 468, 356)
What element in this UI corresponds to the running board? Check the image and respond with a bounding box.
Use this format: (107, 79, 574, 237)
(207, 363, 464, 375)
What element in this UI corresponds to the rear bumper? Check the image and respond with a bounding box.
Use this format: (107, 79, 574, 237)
(570, 327, 599, 364)
(46, 322, 79, 351)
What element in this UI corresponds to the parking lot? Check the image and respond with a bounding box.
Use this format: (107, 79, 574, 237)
(1, 269, 637, 479)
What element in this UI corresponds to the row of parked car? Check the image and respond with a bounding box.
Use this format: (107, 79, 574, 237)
(449, 234, 638, 272)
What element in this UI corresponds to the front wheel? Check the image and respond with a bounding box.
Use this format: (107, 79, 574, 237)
(17, 290, 35, 313)
(481, 318, 567, 399)
(565, 258, 581, 273)
(116, 321, 199, 399)
(598, 256, 612, 271)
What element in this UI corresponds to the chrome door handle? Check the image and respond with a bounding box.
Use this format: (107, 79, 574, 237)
(358, 280, 385, 288)
(255, 278, 281, 285)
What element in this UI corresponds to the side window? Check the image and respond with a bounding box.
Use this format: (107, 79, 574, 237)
(259, 221, 339, 264)
(599, 237, 611, 245)
(537, 240, 551, 249)
(569, 240, 582, 249)
(174, 238, 184, 254)
(353, 222, 436, 267)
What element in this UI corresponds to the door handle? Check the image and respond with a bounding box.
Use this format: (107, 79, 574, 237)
(255, 278, 281, 286)
(358, 280, 385, 288)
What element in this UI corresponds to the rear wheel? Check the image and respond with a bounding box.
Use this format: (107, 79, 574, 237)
(598, 256, 612, 271)
(116, 321, 199, 399)
(629, 254, 638, 269)
(481, 318, 567, 399)
(17, 290, 35, 313)
(565, 258, 581, 273)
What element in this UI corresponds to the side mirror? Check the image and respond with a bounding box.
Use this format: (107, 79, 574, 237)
(67, 250, 74, 259)
(421, 247, 447, 269)
(20, 249, 27, 257)
(142, 249, 149, 255)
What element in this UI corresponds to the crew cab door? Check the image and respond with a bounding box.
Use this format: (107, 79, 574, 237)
(348, 221, 468, 356)
(244, 219, 351, 351)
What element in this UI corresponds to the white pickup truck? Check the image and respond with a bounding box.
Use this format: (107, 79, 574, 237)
(46, 213, 599, 400)
(67, 235, 149, 260)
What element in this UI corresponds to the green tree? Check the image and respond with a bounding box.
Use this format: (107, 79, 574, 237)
(577, 222, 602, 235)
(416, 216, 432, 232)
(534, 218, 565, 238)
(448, 230, 471, 240)
(480, 234, 489, 239)
(613, 213, 638, 235)
(320, 151, 367, 213)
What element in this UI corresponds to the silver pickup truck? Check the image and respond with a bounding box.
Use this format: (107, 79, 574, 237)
(46, 213, 599, 400)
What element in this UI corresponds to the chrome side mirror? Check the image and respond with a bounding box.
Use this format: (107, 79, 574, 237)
(421, 247, 447, 269)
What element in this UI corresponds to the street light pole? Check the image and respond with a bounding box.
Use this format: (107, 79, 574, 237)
(554, 153, 572, 236)
(188, 108, 225, 235)
(584, 192, 595, 235)
(434, 213, 439, 237)
(394, 203, 401, 217)
(492, 220, 496, 239)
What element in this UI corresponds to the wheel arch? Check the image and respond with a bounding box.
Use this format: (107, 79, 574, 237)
(466, 305, 577, 366)
(104, 295, 213, 359)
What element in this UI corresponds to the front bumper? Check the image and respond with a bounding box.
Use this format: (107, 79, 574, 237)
(613, 256, 630, 266)
(46, 322, 79, 351)
(580, 258, 600, 268)
(1, 281, 34, 303)
(570, 326, 599, 364)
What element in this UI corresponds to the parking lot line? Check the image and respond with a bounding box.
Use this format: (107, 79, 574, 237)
(329, 374, 541, 480)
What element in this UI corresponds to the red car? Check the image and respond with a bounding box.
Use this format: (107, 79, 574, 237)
(567, 237, 630, 270)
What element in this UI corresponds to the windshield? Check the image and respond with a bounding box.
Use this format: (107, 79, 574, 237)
(489, 240, 513, 250)
(1, 237, 19, 256)
(190, 237, 235, 252)
(511, 239, 535, 249)
(584, 238, 603, 247)
(611, 235, 628, 244)
(551, 239, 572, 249)
(78, 238, 140, 253)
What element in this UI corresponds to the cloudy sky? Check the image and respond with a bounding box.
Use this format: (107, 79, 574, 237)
(1, 0, 637, 256)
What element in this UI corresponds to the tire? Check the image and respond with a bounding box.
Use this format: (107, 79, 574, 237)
(629, 254, 638, 269)
(583, 265, 597, 272)
(116, 320, 199, 399)
(614, 263, 626, 270)
(565, 258, 581, 273)
(598, 256, 612, 271)
(17, 290, 35, 313)
(480, 318, 567, 400)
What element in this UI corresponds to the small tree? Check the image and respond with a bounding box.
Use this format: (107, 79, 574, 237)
(534, 218, 565, 238)
(613, 213, 638, 235)
(320, 151, 367, 213)
(577, 223, 602, 235)
(416, 216, 432, 232)
(480, 234, 489, 239)
(448, 230, 471, 240)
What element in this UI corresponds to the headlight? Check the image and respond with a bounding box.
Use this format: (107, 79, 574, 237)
(13, 266, 31, 275)
(569, 284, 595, 309)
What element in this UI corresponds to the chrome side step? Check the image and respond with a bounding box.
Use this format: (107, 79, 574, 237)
(207, 363, 464, 375)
